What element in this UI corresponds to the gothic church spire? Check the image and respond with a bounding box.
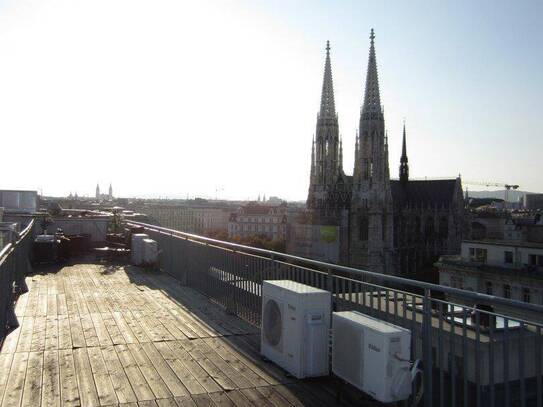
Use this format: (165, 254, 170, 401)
(319, 41, 336, 119)
(362, 29, 382, 115)
(399, 121, 409, 184)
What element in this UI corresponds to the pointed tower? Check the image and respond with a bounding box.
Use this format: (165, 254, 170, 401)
(307, 41, 346, 214)
(399, 122, 409, 184)
(353, 28, 387, 185)
(95, 183, 100, 200)
(108, 183, 113, 200)
(350, 29, 394, 274)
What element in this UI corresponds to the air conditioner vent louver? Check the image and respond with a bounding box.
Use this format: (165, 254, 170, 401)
(263, 299, 282, 348)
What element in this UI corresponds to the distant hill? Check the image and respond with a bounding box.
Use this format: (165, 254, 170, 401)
(467, 190, 533, 203)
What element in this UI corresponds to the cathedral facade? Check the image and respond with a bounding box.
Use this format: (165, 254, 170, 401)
(306, 31, 465, 277)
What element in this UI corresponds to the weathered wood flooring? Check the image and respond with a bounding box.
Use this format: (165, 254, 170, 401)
(0, 263, 360, 407)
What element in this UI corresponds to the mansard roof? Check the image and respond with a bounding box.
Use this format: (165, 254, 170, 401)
(391, 179, 459, 209)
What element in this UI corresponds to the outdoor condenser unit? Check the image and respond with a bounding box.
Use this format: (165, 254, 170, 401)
(332, 311, 417, 403)
(130, 233, 148, 265)
(261, 280, 331, 378)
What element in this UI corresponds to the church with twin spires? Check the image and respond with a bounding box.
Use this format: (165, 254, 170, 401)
(306, 30, 465, 277)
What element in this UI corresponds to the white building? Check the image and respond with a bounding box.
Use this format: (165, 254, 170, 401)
(437, 239, 543, 321)
(228, 202, 287, 241)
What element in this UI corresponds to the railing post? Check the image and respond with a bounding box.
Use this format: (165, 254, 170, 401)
(169, 231, 174, 275)
(423, 288, 433, 406)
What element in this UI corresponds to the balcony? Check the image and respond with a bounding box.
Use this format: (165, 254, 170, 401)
(1, 219, 542, 406)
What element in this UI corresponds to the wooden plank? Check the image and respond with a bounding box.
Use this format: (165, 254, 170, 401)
(80, 314, 100, 347)
(58, 314, 73, 350)
(101, 345, 137, 404)
(15, 316, 34, 353)
(127, 343, 172, 399)
(24, 289, 38, 317)
(0, 353, 14, 402)
(2, 351, 28, 407)
(154, 343, 206, 396)
(122, 311, 151, 343)
(30, 316, 47, 352)
(208, 391, 236, 407)
(241, 388, 275, 407)
(203, 338, 268, 387)
(57, 293, 68, 315)
(0, 320, 21, 354)
(166, 341, 221, 394)
(42, 349, 61, 407)
(59, 348, 81, 407)
(87, 346, 118, 406)
(101, 312, 126, 345)
(21, 351, 44, 407)
(115, 344, 155, 401)
(45, 315, 59, 350)
(111, 311, 138, 344)
(47, 294, 58, 316)
(14, 290, 29, 317)
(174, 395, 198, 407)
(225, 389, 255, 407)
(68, 315, 87, 349)
(90, 313, 113, 346)
(196, 340, 253, 389)
(256, 386, 295, 407)
(273, 384, 315, 407)
(73, 347, 100, 407)
(156, 397, 179, 407)
(191, 393, 216, 407)
(37, 294, 48, 316)
(131, 310, 169, 342)
(140, 342, 189, 397)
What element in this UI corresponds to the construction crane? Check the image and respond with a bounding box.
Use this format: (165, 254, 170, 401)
(464, 180, 520, 207)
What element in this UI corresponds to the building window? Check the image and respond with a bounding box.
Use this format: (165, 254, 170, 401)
(503, 284, 511, 299)
(451, 275, 464, 289)
(530, 255, 543, 266)
(359, 216, 369, 241)
(523, 288, 531, 303)
(469, 247, 487, 263)
(504, 251, 513, 264)
(485, 281, 493, 295)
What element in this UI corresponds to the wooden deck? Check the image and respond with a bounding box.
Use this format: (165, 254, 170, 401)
(0, 262, 366, 407)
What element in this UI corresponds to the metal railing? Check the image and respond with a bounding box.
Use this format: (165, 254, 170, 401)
(0, 219, 34, 343)
(126, 220, 543, 407)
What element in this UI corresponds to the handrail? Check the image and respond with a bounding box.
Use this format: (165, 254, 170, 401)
(125, 219, 543, 315)
(0, 219, 34, 263)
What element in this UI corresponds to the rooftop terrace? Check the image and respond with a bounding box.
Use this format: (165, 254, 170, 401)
(1, 218, 543, 406)
(0, 262, 369, 407)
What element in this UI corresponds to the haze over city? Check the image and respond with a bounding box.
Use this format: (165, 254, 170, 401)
(0, 0, 541, 200)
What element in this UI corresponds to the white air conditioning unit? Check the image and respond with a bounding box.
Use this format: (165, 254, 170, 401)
(142, 238, 158, 265)
(332, 311, 414, 403)
(131, 233, 148, 265)
(261, 280, 331, 379)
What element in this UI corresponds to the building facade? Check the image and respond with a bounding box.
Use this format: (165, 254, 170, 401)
(524, 193, 543, 210)
(305, 31, 465, 276)
(228, 202, 287, 241)
(437, 240, 543, 321)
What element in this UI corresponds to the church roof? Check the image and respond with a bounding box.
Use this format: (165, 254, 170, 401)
(391, 179, 458, 208)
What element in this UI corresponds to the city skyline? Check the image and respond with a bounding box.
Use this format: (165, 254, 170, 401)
(0, 0, 541, 200)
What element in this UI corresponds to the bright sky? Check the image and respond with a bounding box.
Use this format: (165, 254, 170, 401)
(0, 0, 541, 200)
